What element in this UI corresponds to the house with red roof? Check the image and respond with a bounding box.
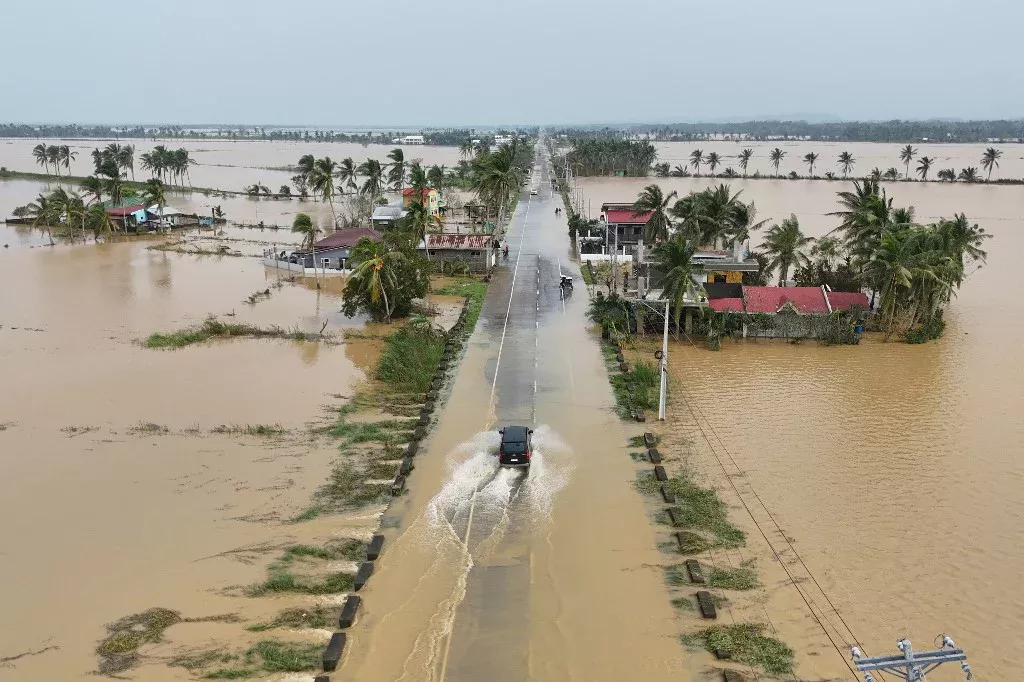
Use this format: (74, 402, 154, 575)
(600, 202, 652, 252)
(402, 187, 443, 216)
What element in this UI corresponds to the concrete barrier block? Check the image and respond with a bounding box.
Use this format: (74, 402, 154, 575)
(723, 670, 745, 682)
(423, 400, 435, 413)
(685, 559, 706, 584)
(619, 362, 629, 373)
(654, 465, 667, 481)
(660, 484, 676, 503)
(405, 440, 419, 457)
(322, 632, 346, 671)
(315, 676, 331, 682)
(634, 410, 646, 422)
(418, 414, 429, 427)
(413, 426, 426, 440)
(391, 474, 405, 497)
(696, 590, 717, 619)
(426, 390, 438, 401)
(365, 534, 384, 561)
(338, 594, 361, 628)
(666, 507, 683, 526)
(647, 448, 661, 464)
(643, 432, 656, 448)
(714, 647, 732, 660)
(354, 562, 374, 591)
(400, 456, 414, 476)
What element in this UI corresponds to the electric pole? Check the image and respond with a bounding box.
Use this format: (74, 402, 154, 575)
(851, 637, 972, 681)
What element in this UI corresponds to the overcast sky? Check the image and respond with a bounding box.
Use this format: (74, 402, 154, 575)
(1, 0, 1020, 126)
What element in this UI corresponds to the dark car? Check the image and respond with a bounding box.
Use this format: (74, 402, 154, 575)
(497, 425, 533, 468)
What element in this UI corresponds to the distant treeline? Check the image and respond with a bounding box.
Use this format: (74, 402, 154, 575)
(0, 124, 536, 147)
(552, 120, 1024, 143)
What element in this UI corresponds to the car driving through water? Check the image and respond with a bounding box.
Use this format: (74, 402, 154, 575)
(497, 426, 533, 468)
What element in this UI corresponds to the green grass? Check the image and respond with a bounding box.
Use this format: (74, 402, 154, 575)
(316, 463, 390, 511)
(170, 650, 237, 670)
(707, 562, 760, 590)
(281, 539, 365, 563)
(128, 421, 170, 435)
(376, 326, 445, 392)
(145, 317, 322, 349)
(682, 624, 794, 676)
(628, 435, 647, 448)
(637, 472, 745, 550)
(326, 418, 416, 444)
(211, 423, 288, 436)
(204, 669, 256, 679)
(96, 607, 182, 675)
(246, 570, 354, 596)
(434, 278, 488, 332)
(671, 596, 695, 610)
(246, 605, 334, 632)
(664, 564, 690, 586)
(245, 640, 321, 673)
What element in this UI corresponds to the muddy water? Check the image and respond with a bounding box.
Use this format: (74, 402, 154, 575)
(652, 140, 1024, 180)
(580, 176, 1024, 678)
(343, 148, 689, 681)
(0, 231, 373, 678)
(0, 137, 464, 195)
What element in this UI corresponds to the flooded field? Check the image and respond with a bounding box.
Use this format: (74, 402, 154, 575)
(580, 175, 1024, 678)
(0, 219, 377, 679)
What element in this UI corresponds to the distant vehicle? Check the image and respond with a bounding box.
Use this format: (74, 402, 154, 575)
(497, 426, 533, 468)
(530, 188, 538, 195)
(559, 275, 573, 290)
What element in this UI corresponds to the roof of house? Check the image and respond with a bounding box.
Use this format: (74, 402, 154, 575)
(423, 234, 493, 250)
(605, 209, 652, 225)
(709, 298, 744, 312)
(105, 204, 146, 217)
(743, 286, 830, 314)
(402, 187, 435, 197)
(825, 290, 870, 311)
(313, 227, 382, 250)
(371, 205, 407, 221)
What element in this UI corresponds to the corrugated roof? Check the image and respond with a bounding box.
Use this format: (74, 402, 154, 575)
(743, 286, 829, 314)
(825, 290, 870, 311)
(105, 204, 146, 217)
(402, 187, 434, 197)
(424, 234, 492, 249)
(605, 209, 652, 224)
(709, 298, 744, 312)
(313, 227, 382, 250)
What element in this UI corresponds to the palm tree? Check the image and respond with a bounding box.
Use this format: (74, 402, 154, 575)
(810, 235, 843, 266)
(348, 238, 404, 322)
(47, 146, 61, 177)
(119, 145, 135, 180)
(292, 212, 321, 287)
(803, 152, 818, 176)
(310, 157, 339, 226)
(631, 184, 677, 242)
(297, 154, 315, 185)
(838, 151, 855, 178)
(459, 139, 474, 160)
(980, 147, 1002, 180)
(97, 157, 125, 207)
(26, 193, 57, 245)
(85, 203, 117, 239)
(737, 149, 753, 177)
(357, 158, 386, 209)
(899, 144, 917, 180)
(762, 215, 813, 284)
(705, 152, 721, 176)
(937, 169, 956, 182)
(141, 178, 168, 232)
(769, 148, 785, 177)
(427, 164, 446, 191)
(937, 213, 990, 286)
(884, 168, 900, 181)
(338, 157, 358, 193)
(32, 143, 49, 175)
(866, 228, 921, 340)
(958, 167, 980, 183)
(916, 156, 934, 181)
(472, 145, 522, 234)
(402, 199, 439, 245)
(651, 235, 702, 339)
(58, 146, 77, 176)
(387, 148, 406, 191)
(689, 149, 703, 176)
(80, 176, 104, 204)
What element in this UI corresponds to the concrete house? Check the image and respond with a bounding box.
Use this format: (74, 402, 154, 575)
(402, 187, 443, 216)
(296, 227, 382, 270)
(600, 203, 652, 253)
(419, 234, 495, 273)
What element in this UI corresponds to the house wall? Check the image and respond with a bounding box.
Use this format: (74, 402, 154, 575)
(706, 270, 744, 284)
(426, 248, 492, 274)
(300, 246, 353, 270)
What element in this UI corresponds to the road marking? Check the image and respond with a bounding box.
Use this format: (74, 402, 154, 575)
(438, 187, 533, 682)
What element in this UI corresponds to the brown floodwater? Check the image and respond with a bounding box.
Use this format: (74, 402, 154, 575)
(0, 230, 379, 679)
(580, 176, 1024, 679)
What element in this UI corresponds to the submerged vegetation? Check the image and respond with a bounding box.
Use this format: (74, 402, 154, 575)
(144, 317, 325, 349)
(683, 624, 795, 676)
(96, 607, 182, 675)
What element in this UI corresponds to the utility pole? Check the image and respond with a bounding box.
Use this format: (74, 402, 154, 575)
(659, 299, 668, 420)
(851, 637, 972, 682)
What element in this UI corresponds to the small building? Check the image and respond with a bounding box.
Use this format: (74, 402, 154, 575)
(105, 204, 148, 232)
(402, 187, 443, 216)
(419, 233, 495, 274)
(600, 203, 652, 253)
(692, 244, 761, 284)
(294, 227, 382, 270)
(146, 204, 193, 228)
(401, 134, 425, 145)
(371, 200, 407, 229)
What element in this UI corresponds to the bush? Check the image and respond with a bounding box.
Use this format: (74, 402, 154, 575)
(377, 324, 445, 392)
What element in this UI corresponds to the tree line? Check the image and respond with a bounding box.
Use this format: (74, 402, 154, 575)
(627, 181, 989, 342)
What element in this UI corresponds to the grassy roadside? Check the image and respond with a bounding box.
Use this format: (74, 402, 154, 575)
(144, 317, 326, 349)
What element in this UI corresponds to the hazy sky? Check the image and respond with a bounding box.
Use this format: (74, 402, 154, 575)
(2, 0, 1020, 126)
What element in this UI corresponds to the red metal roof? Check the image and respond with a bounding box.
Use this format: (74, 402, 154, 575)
(402, 187, 433, 197)
(742, 286, 829, 314)
(604, 209, 652, 225)
(313, 227, 382, 250)
(424, 234, 492, 249)
(825, 290, 870, 311)
(105, 204, 145, 217)
(709, 298, 744, 312)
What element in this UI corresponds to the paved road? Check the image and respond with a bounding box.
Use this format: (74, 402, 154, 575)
(344, 140, 688, 682)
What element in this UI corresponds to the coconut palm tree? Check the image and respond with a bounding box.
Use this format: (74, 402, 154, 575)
(899, 144, 917, 180)
(937, 168, 956, 182)
(297, 154, 315, 185)
(59, 146, 77, 176)
(737, 149, 753, 177)
(762, 214, 813, 284)
(689, 149, 703, 176)
(402, 198, 439, 245)
(916, 156, 934, 181)
(980, 147, 1002, 180)
(769, 148, 786, 177)
(472, 145, 522, 233)
(358, 158, 386, 209)
(866, 228, 922, 340)
(884, 168, 900, 181)
(26, 192, 57, 245)
(936, 213, 990, 286)
(80, 176, 104, 204)
(651, 234, 703, 339)
(47, 146, 61, 177)
(958, 167, 980, 183)
(32, 143, 49, 175)
(292, 212, 321, 287)
(459, 139, 474, 160)
(338, 157, 358, 193)
(387, 148, 406, 191)
(141, 178, 168, 232)
(309, 157, 339, 225)
(631, 184, 677, 242)
(803, 152, 818, 176)
(838, 151, 855, 177)
(119, 145, 135, 180)
(810, 235, 843, 266)
(85, 203, 117, 239)
(427, 164, 446, 191)
(705, 151, 721, 176)
(348, 238, 404, 322)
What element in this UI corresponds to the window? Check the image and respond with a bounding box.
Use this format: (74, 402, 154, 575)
(471, 251, 480, 256)
(322, 259, 330, 267)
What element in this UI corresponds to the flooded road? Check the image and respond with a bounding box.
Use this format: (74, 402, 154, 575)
(578, 175, 1024, 678)
(344, 145, 688, 681)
